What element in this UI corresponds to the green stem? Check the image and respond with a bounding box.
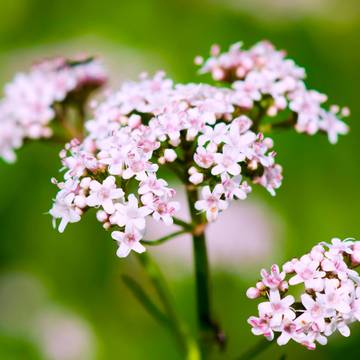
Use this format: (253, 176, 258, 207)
(137, 252, 200, 360)
(186, 186, 225, 357)
(237, 338, 274, 360)
(142, 229, 188, 246)
(173, 217, 193, 231)
(122, 274, 170, 327)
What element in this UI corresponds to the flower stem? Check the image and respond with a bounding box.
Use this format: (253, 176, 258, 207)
(137, 252, 200, 360)
(237, 338, 274, 360)
(122, 274, 170, 326)
(142, 229, 188, 246)
(186, 186, 225, 358)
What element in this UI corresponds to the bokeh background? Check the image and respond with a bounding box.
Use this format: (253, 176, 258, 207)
(0, 0, 359, 359)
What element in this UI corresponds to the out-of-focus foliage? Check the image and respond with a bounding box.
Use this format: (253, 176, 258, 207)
(0, 0, 359, 359)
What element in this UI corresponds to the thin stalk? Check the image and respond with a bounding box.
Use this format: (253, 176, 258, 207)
(186, 186, 225, 357)
(237, 338, 274, 360)
(122, 274, 170, 327)
(173, 217, 193, 231)
(142, 229, 188, 246)
(137, 252, 200, 360)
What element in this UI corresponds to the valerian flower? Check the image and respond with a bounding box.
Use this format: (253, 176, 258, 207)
(197, 41, 349, 143)
(49, 71, 284, 257)
(0, 56, 106, 163)
(247, 238, 360, 350)
(45, 41, 349, 258)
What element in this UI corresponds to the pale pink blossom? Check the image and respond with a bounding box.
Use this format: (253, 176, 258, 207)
(111, 228, 145, 258)
(86, 176, 124, 214)
(195, 185, 228, 221)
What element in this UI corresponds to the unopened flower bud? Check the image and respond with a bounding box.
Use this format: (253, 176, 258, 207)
(96, 210, 108, 222)
(128, 114, 141, 128)
(189, 172, 203, 185)
(194, 56, 204, 65)
(164, 149, 177, 162)
(256, 281, 266, 291)
(246, 287, 260, 299)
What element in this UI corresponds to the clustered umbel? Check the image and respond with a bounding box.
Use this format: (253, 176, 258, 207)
(49, 71, 280, 257)
(247, 238, 360, 350)
(0, 56, 106, 162)
(196, 41, 349, 144)
(48, 40, 349, 259)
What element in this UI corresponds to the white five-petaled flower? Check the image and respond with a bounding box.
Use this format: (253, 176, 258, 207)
(195, 185, 228, 221)
(110, 194, 152, 231)
(111, 227, 145, 258)
(212, 145, 243, 176)
(86, 176, 124, 214)
(289, 256, 325, 290)
(258, 290, 295, 327)
(50, 192, 81, 233)
(297, 294, 327, 332)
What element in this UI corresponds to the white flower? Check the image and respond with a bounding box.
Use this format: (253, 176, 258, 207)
(138, 174, 169, 197)
(50, 192, 81, 233)
(195, 185, 228, 221)
(319, 109, 349, 144)
(297, 294, 327, 331)
(289, 256, 325, 289)
(258, 290, 295, 327)
(197, 123, 227, 151)
(212, 145, 242, 176)
(110, 194, 152, 231)
(150, 199, 180, 225)
(276, 319, 299, 346)
(221, 174, 251, 200)
(86, 176, 124, 214)
(316, 279, 352, 316)
(111, 227, 145, 257)
(194, 146, 214, 169)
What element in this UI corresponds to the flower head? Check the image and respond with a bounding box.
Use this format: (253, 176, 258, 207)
(247, 238, 360, 350)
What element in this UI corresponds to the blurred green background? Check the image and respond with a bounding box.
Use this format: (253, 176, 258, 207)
(0, 0, 359, 359)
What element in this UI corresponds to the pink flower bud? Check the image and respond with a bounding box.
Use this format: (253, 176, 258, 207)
(80, 177, 91, 189)
(256, 281, 266, 291)
(96, 210, 108, 222)
(351, 243, 360, 265)
(210, 44, 220, 56)
(246, 287, 260, 299)
(128, 114, 141, 128)
(213, 67, 224, 81)
(283, 261, 295, 273)
(194, 56, 204, 65)
(189, 172, 203, 185)
(164, 149, 177, 162)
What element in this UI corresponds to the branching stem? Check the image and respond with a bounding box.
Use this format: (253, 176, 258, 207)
(142, 229, 188, 246)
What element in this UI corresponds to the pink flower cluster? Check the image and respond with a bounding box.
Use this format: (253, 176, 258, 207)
(48, 41, 349, 258)
(247, 238, 360, 350)
(0, 56, 106, 162)
(197, 41, 349, 143)
(50, 71, 282, 256)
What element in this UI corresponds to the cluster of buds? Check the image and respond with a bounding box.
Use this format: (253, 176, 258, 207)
(247, 238, 360, 350)
(0, 56, 106, 162)
(196, 41, 349, 143)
